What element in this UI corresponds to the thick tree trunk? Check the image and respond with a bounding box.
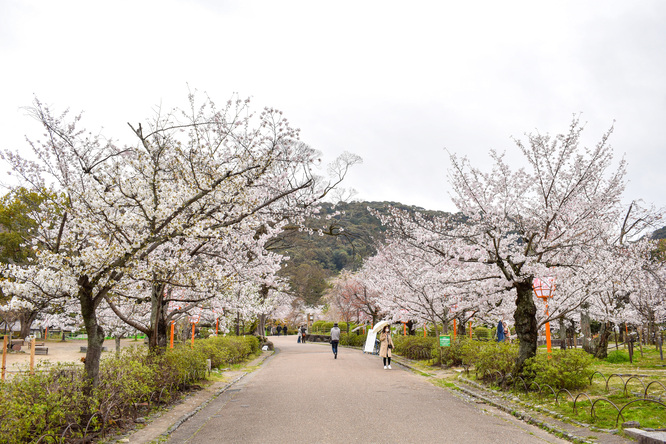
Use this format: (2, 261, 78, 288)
(256, 314, 267, 339)
(580, 308, 592, 353)
(513, 281, 537, 372)
(148, 282, 168, 353)
(115, 336, 122, 354)
(19, 310, 38, 338)
(79, 282, 105, 392)
(590, 322, 612, 359)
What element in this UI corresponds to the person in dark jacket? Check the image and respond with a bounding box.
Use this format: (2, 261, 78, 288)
(330, 323, 341, 359)
(496, 319, 505, 342)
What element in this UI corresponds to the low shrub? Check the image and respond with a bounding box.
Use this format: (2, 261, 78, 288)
(393, 336, 437, 360)
(475, 341, 519, 378)
(0, 335, 260, 443)
(605, 350, 630, 364)
(340, 332, 366, 347)
(522, 348, 594, 390)
(474, 327, 492, 340)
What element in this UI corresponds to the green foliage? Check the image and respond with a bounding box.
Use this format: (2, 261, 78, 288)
(474, 341, 519, 378)
(605, 350, 630, 364)
(523, 349, 594, 390)
(393, 336, 438, 361)
(0, 336, 259, 442)
(473, 327, 491, 340)
(339, 332, 366, 347)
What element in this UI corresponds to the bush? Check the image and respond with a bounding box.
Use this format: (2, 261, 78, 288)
(340, 332, 366, 347)
(0, 335, 260, 443)
(474, 341, 519, 378)
(393, 336, 437, 360)
(605, 350, 630, 364)
(474, 327, 492, 340)
(522, 349, 594, 390)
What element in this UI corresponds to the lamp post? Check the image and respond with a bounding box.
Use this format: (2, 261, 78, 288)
(533, 277, 555, 354)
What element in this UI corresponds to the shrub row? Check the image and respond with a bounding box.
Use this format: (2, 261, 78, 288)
(390, 336, 593, 390)
(0, 335, 259, 443)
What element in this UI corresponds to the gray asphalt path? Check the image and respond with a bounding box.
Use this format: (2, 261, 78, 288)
(168, 336, 567, 443)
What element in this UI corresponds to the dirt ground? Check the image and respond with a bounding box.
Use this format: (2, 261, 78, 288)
(1, 337, 146, 378)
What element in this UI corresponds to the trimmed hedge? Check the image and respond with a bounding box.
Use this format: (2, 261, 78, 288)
(0, 335, 259, 443)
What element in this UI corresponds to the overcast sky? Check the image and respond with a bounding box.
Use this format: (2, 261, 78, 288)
(1, 0, 665, 213)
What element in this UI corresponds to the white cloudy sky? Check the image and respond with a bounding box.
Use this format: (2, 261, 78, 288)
(1, 0, 665, 212)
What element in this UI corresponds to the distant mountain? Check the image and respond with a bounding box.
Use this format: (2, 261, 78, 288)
(652, 226, 666, 240)
(273, 200, 449, 304)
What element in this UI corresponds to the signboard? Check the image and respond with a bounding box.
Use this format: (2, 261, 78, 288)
(439, 335, 451, 347)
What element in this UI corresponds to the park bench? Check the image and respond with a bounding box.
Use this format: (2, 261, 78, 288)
(79, 346, 108, 353)
(34, 346, 48, 355)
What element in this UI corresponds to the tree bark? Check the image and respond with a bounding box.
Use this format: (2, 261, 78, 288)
(580, 308, 592, 353)
(513, 281, 537, 372)
(559, 316, 567, 350)
(590, 322, 612, 359)
(79, 280, 105, 392)
(19, 310, 38, 338)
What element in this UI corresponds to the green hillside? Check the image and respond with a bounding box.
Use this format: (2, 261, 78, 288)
(273, 201, 448, 304)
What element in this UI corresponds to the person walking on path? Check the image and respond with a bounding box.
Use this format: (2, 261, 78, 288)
(330, 322, 341, 359)
(300, 326, 307, 344)
(379, 325, 394, 369)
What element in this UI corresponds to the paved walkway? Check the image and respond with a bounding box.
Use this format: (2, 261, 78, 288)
(166, 336, 568, 443)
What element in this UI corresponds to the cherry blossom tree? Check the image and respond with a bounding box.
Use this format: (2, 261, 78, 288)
(375, 117, 654, 371)
(0, 93, 358, 389)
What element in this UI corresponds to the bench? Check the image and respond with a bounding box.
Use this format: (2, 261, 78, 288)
(34, 347, 48, 355)
(28, 341, 45, 348)
(79, 346, 108, 353)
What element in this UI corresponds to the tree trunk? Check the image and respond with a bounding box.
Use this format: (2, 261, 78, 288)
(256, 314, 267, 339)
(580, 308, 592, 353)
(590, 322, 612, 359)
(559, 316, 567, 349)
(513, 281, 537, 372)
(19, 310, 38, 339)
(115, 336, 122, 354)
(148, 282, 168, 353)
(79, 282, 105, 393)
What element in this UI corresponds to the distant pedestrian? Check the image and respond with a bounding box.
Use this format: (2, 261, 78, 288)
(301, 326, 307, 344)
(496, 319, 505, 342)
(379, 325, 394, 369)
(503, 321, 510, 343)
(330, 322, 341, 359)
(276, 325, 281, 336)
(283, 325, 288, 335)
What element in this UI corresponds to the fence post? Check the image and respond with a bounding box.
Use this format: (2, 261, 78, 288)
(2, 335, 7, 381)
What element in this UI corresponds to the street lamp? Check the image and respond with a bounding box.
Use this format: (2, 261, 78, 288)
(533, 277, 555, 354)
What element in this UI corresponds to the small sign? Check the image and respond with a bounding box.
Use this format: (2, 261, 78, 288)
(440, 335, 451, 347)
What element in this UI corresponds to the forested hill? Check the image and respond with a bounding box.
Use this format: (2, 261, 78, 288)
(275, 201, 449, 304)
(652, 226, 666, 240)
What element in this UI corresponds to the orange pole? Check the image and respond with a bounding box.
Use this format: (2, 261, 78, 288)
(170, 321, 175, 349)
(216, 318, 219, 335)
(45, 326, 48, 339)
(191, 323, 195, 348)
(469, 321, 472, 339)
(545, 300, 552, 354)
(2, 335, 7, 381)
(453, 319, 457, 341)
(403, 322, 406, 336)
(424, 324, 427, 338)
(30, 338, 36, 375)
